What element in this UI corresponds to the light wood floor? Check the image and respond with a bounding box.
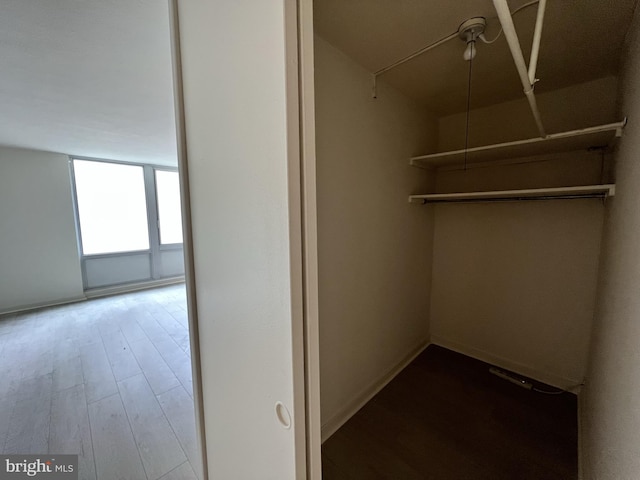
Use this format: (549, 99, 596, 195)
(0, 284, 202, 480)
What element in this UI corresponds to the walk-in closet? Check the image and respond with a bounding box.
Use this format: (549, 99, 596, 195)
(311, 0, 638, 477)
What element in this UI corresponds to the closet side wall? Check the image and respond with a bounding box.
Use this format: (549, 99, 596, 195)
(429, 80, 617, 388)
(583, 4, 640, 478)
(314, 36, 437, 440)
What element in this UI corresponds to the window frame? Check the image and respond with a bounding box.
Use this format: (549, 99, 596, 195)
(154, 167, 184, 248)
(70, 156, 183, 290)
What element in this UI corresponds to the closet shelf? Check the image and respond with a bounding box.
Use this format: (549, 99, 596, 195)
(410, 121, 626, 168)
(409, 184, 616, 204)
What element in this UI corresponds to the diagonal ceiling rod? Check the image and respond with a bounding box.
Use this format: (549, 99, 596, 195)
(528, 0, 546, 84)
(492, 0, 546, 137)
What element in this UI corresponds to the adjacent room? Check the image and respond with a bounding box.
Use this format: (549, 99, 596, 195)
(0, 2, 202, 479)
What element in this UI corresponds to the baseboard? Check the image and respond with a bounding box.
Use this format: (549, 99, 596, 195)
(321, 340, 429, 443)
(0, 277, 185, 317)
(84, 276, 185, 299)
(0, 294, 87, 317)
(431, 335, 581, 391)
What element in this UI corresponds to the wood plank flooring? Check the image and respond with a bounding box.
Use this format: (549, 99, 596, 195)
(322, 345, 578, 480)
(0, 284, 203, 480)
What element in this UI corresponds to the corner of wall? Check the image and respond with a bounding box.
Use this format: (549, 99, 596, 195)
(320, 340, 429, 443)
(314, 36, 438, 430)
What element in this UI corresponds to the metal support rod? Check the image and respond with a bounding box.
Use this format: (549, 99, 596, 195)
(524, 89, 545, 137)
(372, 31, 457, 97)
(528, 0, 546, 84)
(374, 32, 458, 77)
(492, 0, 546, 137)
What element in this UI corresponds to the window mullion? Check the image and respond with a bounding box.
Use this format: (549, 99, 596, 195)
(143, 165, 162, 280)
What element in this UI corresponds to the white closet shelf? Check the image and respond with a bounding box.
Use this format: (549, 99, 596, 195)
(409, 184, 616, 204)
(410, 120, 626, 168)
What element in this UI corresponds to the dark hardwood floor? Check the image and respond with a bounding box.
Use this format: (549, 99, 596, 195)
(322, 345, 577, 480)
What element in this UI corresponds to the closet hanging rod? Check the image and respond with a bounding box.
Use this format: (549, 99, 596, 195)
(409, 184, 616, 204)
(411, 193, 606, 205)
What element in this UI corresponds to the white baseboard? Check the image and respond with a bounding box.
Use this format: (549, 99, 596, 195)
(321, 340, 429, 443)
(84, 277, 185, 298)
(0, 277, 185, 317)
(0, 294, 87, 316)
(431, 335, 581, 391)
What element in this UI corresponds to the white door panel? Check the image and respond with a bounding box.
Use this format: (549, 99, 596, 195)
(174, 1, 306, 478)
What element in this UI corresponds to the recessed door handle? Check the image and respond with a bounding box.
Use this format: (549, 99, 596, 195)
(275, 401, 291, 429)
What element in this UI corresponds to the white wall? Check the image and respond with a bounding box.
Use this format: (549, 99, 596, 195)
(0, 146, 83, 313)
(429, 79, 618, 388)
(583, 5, 640, 478)
(314, 36, 438, 439)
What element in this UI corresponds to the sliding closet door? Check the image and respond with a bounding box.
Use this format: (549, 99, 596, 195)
(172, 0, 307, 478)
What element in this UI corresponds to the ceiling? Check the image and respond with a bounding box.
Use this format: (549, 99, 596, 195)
(0, 1, 635, 164)
(0, 0, 177, 166)
(314, 0, 638, 116)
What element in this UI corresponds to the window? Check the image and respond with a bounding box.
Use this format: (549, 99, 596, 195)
(73, 160, 150, 255)
(71, 158, 185, 289)
(155, 170, 183, 244)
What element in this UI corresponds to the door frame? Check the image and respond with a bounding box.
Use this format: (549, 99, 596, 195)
(296, 0, 323, 476)
(168, 0, 321, 477)
(167, 2, 209, 477)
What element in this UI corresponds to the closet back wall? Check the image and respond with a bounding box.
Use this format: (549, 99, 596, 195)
(314, 36, 437, 439)
(431, 196, 604, 388)
(438, 76, 619, 151)
(429, 80, 618, 388)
